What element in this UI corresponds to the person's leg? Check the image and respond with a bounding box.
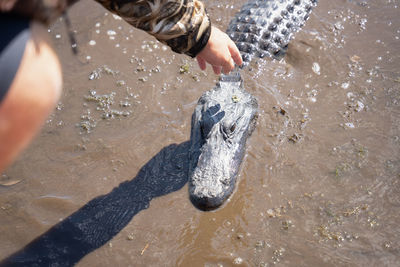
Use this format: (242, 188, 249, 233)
(0, 20, 62, 173)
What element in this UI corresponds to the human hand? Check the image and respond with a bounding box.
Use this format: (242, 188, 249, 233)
(196, 26, 243, 75)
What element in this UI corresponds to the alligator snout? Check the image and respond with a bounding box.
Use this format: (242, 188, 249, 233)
(188, 77, 258, 211)
(188, 0, 318, 211)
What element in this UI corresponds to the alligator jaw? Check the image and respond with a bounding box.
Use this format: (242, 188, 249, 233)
(188, 0, 318, 211)
(189, 126, 249, 211)
(188, 75, 258, 211)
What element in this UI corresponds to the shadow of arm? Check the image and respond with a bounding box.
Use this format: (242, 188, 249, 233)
(0, 141, 190, 266)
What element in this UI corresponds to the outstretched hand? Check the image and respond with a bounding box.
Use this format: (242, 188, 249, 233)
(196, 26, 243, 75)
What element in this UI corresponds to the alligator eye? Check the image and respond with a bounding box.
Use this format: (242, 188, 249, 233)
(221, 121, 237, 140)
(230, 123, 236, 133)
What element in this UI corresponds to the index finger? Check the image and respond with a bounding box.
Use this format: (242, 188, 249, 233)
(228, 41, 243, 67)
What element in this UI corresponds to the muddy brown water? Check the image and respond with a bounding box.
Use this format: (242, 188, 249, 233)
(1, 0, 399, 266)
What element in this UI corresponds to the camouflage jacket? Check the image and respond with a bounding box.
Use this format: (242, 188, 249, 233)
(0, 0, 211, 57)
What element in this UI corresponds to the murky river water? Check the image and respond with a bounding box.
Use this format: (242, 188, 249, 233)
(1, 0, 399, 266)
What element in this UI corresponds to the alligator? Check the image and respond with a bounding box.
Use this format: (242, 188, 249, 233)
(188, 0, 318, 211)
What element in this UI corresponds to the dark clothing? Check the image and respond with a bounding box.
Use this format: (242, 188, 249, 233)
(0, 14, 30, 103)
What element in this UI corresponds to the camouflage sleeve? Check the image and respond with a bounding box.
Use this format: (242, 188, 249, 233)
(94, 0, 211, 57)
(0, 0, 78, 24)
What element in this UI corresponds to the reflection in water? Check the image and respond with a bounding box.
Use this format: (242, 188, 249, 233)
(0, 142, 190, 266)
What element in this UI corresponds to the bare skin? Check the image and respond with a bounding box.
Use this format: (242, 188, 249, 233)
(0, 21, 62, 173)
(197, 26, 243, 75)
(0, 23, 240, 173)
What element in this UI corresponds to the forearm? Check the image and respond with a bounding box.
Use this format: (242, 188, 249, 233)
(94, 0, 211, 57)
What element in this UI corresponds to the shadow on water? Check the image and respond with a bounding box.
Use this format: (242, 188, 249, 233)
(0, 141, 191, 267)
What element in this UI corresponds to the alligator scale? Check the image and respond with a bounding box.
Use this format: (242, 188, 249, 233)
(188, 0, 318, 211)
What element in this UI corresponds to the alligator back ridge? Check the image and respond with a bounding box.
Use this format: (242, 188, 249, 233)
(226, 0, 318, 65)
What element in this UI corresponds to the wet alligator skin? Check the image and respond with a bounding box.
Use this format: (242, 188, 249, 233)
(188, 71, 258, 211)
(227, 0, 318, 64)
(188, 0, 318, 211)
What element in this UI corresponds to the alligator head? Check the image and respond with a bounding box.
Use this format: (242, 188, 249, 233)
(188, 72, 258, 211)
(188, 0, 318, 211)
